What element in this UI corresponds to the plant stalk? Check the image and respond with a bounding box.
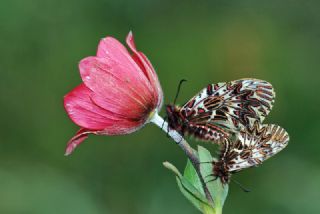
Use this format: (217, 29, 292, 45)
(150, 112, 213, 203)
(203, 205, 222, 214)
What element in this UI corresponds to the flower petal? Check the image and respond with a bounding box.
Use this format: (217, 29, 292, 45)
(96, 36, 153, 93)
(65, 117, 145, 156)
(96, 36, 130, 59)
(64, 84, 146, 135)
(65, 128, 91, 156)
(126, 32, 163, 108)
(64, 84, 121, 130)
(79, 57, 155, 119)
(96, 36, 155, 102)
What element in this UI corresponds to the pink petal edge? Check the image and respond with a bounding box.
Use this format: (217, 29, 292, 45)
(125, 32, 163, 108)
(65, 128, 92, 156)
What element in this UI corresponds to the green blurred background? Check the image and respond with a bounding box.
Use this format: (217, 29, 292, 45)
(1, 0, 319, 213)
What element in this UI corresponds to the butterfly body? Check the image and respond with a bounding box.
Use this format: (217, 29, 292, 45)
(166, 104, 229, 142)
(166, 79, 275, 144)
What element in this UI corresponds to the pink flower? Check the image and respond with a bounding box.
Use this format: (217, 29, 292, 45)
(64, 32, 163, 155)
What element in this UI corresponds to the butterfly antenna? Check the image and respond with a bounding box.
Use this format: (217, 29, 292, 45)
(173, 79, 187, 105)
(231, 178, 251, 193)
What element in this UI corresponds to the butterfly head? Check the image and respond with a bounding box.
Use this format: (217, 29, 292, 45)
(166, 104, 184, 131)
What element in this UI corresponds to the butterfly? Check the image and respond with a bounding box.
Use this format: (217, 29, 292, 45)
(210, 122, 289, 184)
(166, 79, 275, 144)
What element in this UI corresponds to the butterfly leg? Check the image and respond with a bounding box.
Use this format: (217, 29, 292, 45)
(166, 126, 170, 138)
(206, 176, 218, 183)
(162, 116, 167, 130)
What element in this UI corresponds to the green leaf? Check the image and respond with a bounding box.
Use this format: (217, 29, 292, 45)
(176, 177, 214, 213)
(183, 159, 204, 196)
(163, 161, 214, 213)
(198, 146, 229, 212)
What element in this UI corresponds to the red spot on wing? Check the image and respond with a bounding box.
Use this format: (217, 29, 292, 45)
(198, 108, 205, 113)
(214, 84, 219, 90)
(187, 99, 196, 108)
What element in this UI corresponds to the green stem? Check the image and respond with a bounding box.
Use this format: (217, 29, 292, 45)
(203, 206, 214, 214)
(203, 205, 222, 214)
(213, 206, 223, 214)
(150, 112, 213, 203)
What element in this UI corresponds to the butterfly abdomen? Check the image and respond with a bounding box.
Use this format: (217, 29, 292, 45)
(186, 123, 229, 143)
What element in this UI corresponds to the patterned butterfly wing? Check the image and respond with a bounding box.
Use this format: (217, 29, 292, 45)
(179, 79, 275, 142)
(220, 123, 289, 173)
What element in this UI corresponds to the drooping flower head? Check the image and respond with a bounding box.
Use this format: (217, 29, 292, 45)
(64, 32, 163, 155)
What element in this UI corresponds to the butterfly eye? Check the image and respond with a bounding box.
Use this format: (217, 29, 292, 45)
(166, 105, 177, 115)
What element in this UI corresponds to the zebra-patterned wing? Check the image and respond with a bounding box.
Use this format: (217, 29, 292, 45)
(221, 123, 289, 172)
(180, 79, 275, 142)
